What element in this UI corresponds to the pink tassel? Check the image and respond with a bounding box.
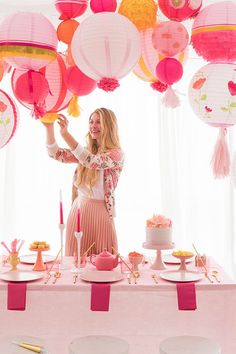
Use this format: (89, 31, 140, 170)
(211, 127, 230, 178)
(161, 86, 180, 109)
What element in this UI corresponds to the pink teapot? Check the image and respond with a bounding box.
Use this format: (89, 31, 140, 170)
(90, 248, 119, 271)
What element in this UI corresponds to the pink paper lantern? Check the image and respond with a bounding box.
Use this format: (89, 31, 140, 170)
(159, 0, 202, 22)
(90, 0, 117, 13)
(71, 12, 141, 91)
(0, 12, 57, 71)
(12, 54, 73, 117)
(189, 63, 236, 178)
(133, 28, 187, 92)
(14, 71, 49, 119)
(55, 0, 88, 20)
(152, 21, 189, 57)
(65, 66, 97, 96)
(156, 58, 183, 85)
(0, 89, 18, 149)
(191, 1, 236, 63)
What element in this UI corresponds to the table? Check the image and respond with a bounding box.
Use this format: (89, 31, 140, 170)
(0, 257, 235, 354)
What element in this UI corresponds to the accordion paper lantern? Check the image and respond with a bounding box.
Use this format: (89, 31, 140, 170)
(57, 19, 80, 45)
(158, 0, 202, 22)
(189, 63, 236, 178)
(55, 0, 88, 20)
(12, 54, 73, 121)
(90, 0, 117, 13)
(0, 12, 57, 71)
(152, 21, 189, 57)
(71, 12, 141, 91)
(0, 89, 18, 149)
(191, 1, 236, 63)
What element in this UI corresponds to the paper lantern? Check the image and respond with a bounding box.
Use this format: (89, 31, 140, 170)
(57, 19, 80, 44)
(118, 0, 157, 31)
(12, 54, 73, 121)
(65, 66, 97, 96)
(90, 0, 117, 13)
(152, 21, 189, 57)
(55, 0, 88, 20)
(191, 1, 236, 63)
(189, 63, 236, 178)
(71, 13, 141, 91)
(0, 89, 18, 149)
(156, 57, 183, 85)
(0, 12, 57, 71)
(158, 0, 202, 22)
(14, 71, 49, 119)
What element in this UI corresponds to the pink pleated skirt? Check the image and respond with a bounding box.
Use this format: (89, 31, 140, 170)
(65, 197, 118, 256)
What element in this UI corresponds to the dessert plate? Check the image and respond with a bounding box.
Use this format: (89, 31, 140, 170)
(80, 270, 123, 283)
(20, 254, 54, 264)
(159, 270, 204, 283)
(0, 335, 48, 354)
(0, 271, 44, 282)
(163, 254, 194, 264)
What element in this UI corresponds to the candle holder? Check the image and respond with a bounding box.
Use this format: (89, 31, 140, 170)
(71, 231, 84, 273)
(58, 223, 68, 270)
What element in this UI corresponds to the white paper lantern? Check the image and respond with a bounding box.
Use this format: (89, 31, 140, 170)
(71, 12, 141, 91)
(189, 63, 236, 178)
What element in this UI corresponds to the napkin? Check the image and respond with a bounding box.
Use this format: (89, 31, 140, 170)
(7, 282, 27, 311)
(176, 282, 197, 310)
(90, 283, 111, 311)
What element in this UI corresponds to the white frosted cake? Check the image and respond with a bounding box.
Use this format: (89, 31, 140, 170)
(146, 214, 172, 245)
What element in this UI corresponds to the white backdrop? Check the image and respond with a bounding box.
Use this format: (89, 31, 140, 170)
(0, 0, 236, 278)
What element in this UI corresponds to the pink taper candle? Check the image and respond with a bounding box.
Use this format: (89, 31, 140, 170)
(60, 190, 64, 225)
(77, 208, 81, 232)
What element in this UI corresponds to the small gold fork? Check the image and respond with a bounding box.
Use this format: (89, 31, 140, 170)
(53, 271, 61, 284)
(44, 272, 52, 284)
(73, 273, 78, 284)
(151, 274, 158, 284)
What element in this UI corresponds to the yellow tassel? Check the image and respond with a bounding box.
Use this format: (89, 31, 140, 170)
(40, 112, 60, 123)
(67, 95, 80, 117)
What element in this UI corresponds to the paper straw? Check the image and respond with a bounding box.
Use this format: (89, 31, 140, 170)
(81, 242, 95, 258)
(17, 240, 25, 252)
(112, 247, 135, 276)
(192, 243, 208, 274)
(1, 241, 11, 254)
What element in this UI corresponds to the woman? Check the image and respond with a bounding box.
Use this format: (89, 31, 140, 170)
(43, 108, 124, 256)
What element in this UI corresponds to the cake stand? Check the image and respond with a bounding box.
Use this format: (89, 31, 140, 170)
(142, 242, 175, 270)
(30, 248, 49, 271)
(172, 253, 194, 271)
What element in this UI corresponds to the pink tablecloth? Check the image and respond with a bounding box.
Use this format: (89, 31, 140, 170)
(0, 257, 235, 354)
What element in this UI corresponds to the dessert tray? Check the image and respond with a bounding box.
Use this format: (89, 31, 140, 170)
(80, 270, 123, 283)
(0, 271, 44, 282)
(159, 270, 204, 283)
(163, 254, 194, 264)
(20, 254, 54, 264)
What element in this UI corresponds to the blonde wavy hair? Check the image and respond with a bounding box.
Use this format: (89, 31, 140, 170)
(73, 108, 121, 199)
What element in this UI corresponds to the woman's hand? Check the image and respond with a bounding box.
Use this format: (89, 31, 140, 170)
(57, 115, 69, 137)
(41, 121, 54, 129)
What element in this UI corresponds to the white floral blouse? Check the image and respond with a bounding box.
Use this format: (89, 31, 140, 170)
(47, 142, 124, 218)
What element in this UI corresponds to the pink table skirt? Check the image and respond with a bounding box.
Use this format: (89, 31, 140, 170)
(0, 257, 235, 354)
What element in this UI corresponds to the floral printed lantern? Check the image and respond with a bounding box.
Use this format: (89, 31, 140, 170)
(0, 12, 57, 71)
(55, 0, 88, 20)
(191, 1, 236, 63)
(0, 89, 18, 149)
(189, 63, 236, 178)
(152, 21, 189, 57)
(71, 12, 141, 92)
(158, 0, 202, 22)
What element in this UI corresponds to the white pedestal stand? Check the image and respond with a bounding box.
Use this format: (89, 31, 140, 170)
(143, 242, 175, 270)
(71, 231, 84, 273)
(58, 223, 68, 270)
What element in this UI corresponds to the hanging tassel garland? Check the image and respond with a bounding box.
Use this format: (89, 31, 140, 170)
(67, 95, 80, 117)
(161, 86, 180, 109)
(211, 127, 230, 178)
